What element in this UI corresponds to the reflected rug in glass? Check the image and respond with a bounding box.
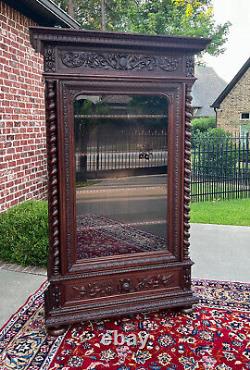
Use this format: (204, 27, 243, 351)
(76, 215, 166, 259)
(0, 279, 249, 369)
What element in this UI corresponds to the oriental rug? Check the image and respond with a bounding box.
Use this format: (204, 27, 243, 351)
(0, 280, 249, 370)
(76, 215, 166, 259)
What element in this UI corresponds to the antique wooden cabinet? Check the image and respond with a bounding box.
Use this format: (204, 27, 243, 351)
(30, 27, 209, 335)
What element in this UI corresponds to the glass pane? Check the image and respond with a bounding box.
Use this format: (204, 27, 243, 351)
(74, 95, 168, 259)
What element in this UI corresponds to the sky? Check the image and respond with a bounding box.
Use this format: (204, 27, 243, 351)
(204, 0, 250, 83)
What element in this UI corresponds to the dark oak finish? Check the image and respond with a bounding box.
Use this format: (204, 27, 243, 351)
(30, 27, 210, 335)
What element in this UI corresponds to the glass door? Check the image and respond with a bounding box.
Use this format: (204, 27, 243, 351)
(74, 94, 168, 260)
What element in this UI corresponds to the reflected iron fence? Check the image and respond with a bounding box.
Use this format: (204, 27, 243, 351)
(191, 134, 250, 202)
(75, 127, 168, 179)
(75, 124, 250, 200)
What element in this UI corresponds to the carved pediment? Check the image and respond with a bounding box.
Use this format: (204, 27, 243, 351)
(44, 46, 195, 77)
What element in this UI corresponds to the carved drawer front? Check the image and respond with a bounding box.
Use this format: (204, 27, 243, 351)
(64, 269, 180, 305)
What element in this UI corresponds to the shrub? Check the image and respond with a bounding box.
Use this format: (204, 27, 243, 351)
(191, 118, 216, 149)
(0, 200, 48, 267)
(204, 127, 231, 139)
(192, 116, 216, 133)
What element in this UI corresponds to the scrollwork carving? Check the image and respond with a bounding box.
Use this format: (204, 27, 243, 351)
(135, 273, 175, 291)
(183, 267, 191, 290)
(70, 273, 175, 300)
(46, 81, 60, 275)
(186, 56, 194, 77)
(173, 87, 181, 257)
(73, 282, 113, 299)
(183, 85, 193, 260)
(51, 286, 62, 309)
(61, 51, 180, 73)
(62, 87, 73, 270)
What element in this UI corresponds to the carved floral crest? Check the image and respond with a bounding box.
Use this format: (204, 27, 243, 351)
(61, 51, 180, 72)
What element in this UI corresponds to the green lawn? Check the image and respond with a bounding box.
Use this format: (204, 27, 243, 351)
(0, 198, 249, 267)
(191, 182, 249, 202)
(190, 198, 250, 226)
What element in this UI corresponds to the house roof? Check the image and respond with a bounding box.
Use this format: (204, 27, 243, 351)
(192, 65, 227, 116)
(212, 57, 250, 109)
(3, 0, 80, 29)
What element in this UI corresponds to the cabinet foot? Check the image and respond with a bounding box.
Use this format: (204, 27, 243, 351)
(180, 306, 194, 314)
(47, 325, 68, 336)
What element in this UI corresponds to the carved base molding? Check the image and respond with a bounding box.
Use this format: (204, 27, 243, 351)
(45, 263, 197, 331)
(45, 290, 198, 329)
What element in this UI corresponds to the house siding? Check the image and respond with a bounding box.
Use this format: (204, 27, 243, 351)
(0, 1, 47, 212)
(216, 68, 250, 134)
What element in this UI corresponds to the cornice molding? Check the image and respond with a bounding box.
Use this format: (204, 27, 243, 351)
(30, 26, 211, 55)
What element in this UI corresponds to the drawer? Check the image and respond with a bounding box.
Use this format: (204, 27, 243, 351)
(63, 268, 181, 306)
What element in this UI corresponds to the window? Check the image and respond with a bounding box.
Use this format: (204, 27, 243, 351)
(240, 124, 250, 137)
(240, 112, 250, 120)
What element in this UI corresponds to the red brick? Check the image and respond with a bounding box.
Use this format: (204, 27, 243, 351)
(0, 0, 47, 212)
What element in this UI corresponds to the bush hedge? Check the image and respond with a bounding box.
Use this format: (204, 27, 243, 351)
(0, 200, 48, 267)
(192, 116, 216, 133)
(192, 128, 238, 178)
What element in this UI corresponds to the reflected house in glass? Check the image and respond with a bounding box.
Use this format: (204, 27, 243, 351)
(30, 27, 210, 335)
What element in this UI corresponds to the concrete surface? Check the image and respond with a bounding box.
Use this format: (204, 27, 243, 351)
(191, 223, 250, 282)
(0, 223, 249, 328)
(0, 269, 45, 329)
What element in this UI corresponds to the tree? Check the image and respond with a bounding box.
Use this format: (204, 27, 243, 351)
(67, 0, 74, 18)
(54, 0, 231, 56)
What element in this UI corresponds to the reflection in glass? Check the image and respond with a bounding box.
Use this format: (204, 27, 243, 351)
(74, 95, 168, 259)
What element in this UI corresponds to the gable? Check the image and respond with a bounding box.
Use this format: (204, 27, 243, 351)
(212, 57, 250, 108)
(219, 67, 250, 110)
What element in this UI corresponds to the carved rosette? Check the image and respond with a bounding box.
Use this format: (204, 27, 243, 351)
(183, 85, 193, 260)
(45, 46, 56, 73)
(46, 81, 60, 275)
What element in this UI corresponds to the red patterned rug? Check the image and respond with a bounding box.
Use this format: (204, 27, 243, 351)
(77, 215, 165, 259)
(0, 280, 249, 369)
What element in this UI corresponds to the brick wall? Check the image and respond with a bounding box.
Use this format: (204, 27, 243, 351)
(216, 68, 250, 134)
(0, 1, 47, 212)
